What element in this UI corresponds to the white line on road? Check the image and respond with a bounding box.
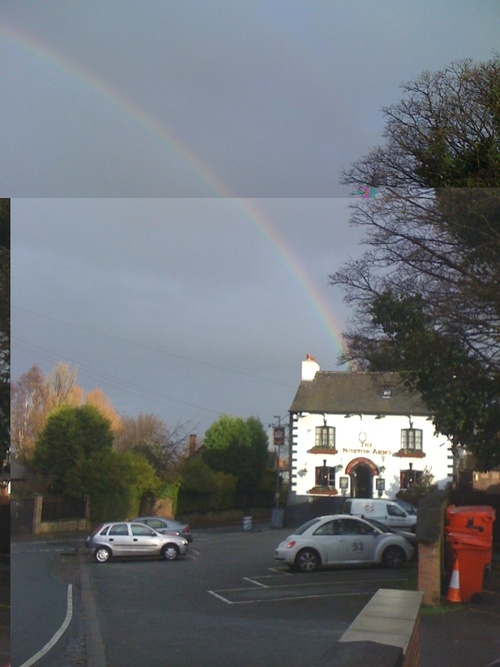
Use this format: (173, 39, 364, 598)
(208, 589, 373, 605)
(268, 567, 293, 575)
(208, 590, 234, 604)
(243, 577, 268, 588)
(19, 584, 73, 667)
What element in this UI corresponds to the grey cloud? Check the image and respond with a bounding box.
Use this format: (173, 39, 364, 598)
(2, 1, 498, 196)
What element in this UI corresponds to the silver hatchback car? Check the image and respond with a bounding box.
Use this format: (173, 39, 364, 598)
(85, 521, 189, 563)
(133, 516, 193, 542)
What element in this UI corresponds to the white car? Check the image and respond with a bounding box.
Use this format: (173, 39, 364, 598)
(274, 514, 414, 573)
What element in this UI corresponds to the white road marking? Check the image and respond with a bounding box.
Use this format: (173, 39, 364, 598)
(243, 577, 268, 588)
(189, 548, 202, 557)
(19, 584, 73, 667)
(209, 590, 372, 605)
(208, 590, 233, 604)
(268, 567, 293, 575)
(208, 573, 410, 605)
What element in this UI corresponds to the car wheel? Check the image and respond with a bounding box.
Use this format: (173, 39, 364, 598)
(162, 543, 180, 561)
(295, 548, 320, 573)
(94, 547, 111, 563)
(382, 545, 406, 568)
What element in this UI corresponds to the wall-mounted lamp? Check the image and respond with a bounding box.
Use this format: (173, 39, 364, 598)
(339, 476, 349, 495)
(376, 477, 385, 497)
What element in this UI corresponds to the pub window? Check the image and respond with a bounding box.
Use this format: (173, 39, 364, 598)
(315, 465, 336, 489)
(401, 428, 423, 451)
(315, 426, 335, 449)
(400, 468, 423, 490)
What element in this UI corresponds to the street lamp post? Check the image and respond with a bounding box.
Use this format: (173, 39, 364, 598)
(273, 416, 281, 510)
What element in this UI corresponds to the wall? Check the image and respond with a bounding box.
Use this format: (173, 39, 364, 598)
(290, 412, 452, 501)
(315, 589, 424, 667)
(140, 497, 174, 518)
(11, 495, 90, 535)
(285, 494, 345, 527)
(471, 471, 500, 493)
(0, 504, 9, 554)
(36, 518, 89, 533)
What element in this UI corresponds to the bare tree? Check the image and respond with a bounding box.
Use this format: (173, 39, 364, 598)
(0, 199, 9, 463)
(85, 388, 122, 432)
(11, 365, 50, 459)
(11, 362, 119, 460)
(46, 361, 82, 409)
(114, 413, 189, 477)
(331, 56, 500, 469)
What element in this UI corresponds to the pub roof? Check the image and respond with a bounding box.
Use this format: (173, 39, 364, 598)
(290, 371, 430, 417)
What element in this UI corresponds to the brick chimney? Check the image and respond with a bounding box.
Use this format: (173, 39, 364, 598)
(189, 434, 197, 456)
(302, 354, 320, 381)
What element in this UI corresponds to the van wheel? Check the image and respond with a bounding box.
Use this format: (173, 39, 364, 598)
(382, 546, 405, 568)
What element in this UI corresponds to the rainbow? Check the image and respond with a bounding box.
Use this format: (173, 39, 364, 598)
(4, 23, 348, 361)
(237, 199, 348, 361)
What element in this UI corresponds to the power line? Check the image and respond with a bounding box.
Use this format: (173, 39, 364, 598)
(13, 338, 225, 418)
(13, 305, 294, 388)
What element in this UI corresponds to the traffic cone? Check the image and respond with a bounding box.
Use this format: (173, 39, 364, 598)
(446, 558, 462, 603)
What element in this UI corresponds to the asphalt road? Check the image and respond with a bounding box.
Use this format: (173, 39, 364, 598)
(11, 537, 84, 667)
(85, 526, 416, 667)
(0, 556, 9, 667)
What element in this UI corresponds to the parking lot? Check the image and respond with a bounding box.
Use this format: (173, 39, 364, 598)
(208, 566, 410, 606)
(85, 525, 416, 666)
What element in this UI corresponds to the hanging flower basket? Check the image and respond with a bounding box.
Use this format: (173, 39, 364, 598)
(307, 486, 339, 495)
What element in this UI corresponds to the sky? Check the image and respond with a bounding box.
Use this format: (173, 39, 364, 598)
(11, 198, 362, 436)
(5, 2, 499, 437)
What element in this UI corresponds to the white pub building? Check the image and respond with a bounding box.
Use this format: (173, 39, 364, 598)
(287, 356, 453, 516)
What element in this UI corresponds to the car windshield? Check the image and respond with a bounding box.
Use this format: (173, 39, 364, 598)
(397, 501, 417, 515)
(293, 518, 322, 535)
(363, 517, 391, 533)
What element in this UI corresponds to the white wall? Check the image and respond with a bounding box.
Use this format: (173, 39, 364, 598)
(291, 412, 452, 499)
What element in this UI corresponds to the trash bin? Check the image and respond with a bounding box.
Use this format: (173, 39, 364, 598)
(270, 508, 284, 529)
(446, 505, 495, 540)
(446, 505, 495, 567)
(446, 532, 491, 601)
(242, 516, 252, 531)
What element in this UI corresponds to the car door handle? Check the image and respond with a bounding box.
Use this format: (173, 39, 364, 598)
(109, 538, 114, 542)
(133, 538, 138, 541)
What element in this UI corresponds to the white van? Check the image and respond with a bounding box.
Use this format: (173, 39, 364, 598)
(342, 498, 417, 532)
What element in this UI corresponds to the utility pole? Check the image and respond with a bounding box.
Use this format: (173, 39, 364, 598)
(273, 415, 282, 511)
